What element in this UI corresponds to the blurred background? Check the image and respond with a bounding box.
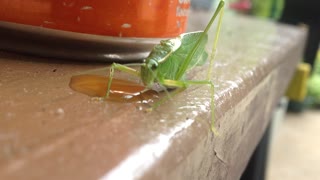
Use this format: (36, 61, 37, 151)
(191, 0, 320, 179)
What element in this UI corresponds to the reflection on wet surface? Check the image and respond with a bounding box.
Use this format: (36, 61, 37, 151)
(69, 74, 159, 103)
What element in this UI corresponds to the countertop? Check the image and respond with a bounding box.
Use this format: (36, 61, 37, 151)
(0, 11, 306, 180)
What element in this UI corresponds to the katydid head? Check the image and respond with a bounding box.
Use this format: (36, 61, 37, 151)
(140, 36, 182, 87)
(140, 60, 158, 87)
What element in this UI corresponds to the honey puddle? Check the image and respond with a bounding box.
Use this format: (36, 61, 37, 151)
(69, 74, 159, 103)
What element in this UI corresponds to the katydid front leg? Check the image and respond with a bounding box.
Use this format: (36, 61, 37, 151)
(105, 63, 140, 98)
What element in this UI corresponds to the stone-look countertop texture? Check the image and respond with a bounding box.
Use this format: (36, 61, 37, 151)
(0, 11, 306, 180)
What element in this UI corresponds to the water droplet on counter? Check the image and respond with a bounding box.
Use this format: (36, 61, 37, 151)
(63, 1, 75, 7)
(56, 108, 64, 115)
(6, 112, 15, 119)
(43, 21, 55, 25)
(124, 95, 133, 99)
(136, 106, 143, 111)
(81, 6, 93, 10)
(121, 23, 132, 29)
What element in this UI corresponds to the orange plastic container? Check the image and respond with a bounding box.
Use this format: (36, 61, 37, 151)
(0, 0, 190, 37)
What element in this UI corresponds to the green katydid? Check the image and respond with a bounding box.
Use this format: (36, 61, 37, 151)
(105, 0, 225, 132)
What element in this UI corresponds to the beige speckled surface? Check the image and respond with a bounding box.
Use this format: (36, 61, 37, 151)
(0, 12, 306, 180)
(267, 110, 320, 180)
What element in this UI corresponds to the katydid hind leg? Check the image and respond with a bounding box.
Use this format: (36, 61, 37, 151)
(182, 80, 216, 134)
(175, 0, 225, 80)
(207, 1, 225, 80)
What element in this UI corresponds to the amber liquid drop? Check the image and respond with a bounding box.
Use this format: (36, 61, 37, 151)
(69, 74, 158, 103)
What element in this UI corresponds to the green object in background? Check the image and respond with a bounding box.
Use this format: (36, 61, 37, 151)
(307, 50, 320, 105)
(308, 76, 320, 103)
(251, 0, 284, 19)
(286, 63, 311, 102)
(313, 51, 320, 75)
(286, 62, 311, 112)
(270, 0, 284, 19)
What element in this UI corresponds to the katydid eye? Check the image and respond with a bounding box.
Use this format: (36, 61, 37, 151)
(148, 60, 158, 70)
